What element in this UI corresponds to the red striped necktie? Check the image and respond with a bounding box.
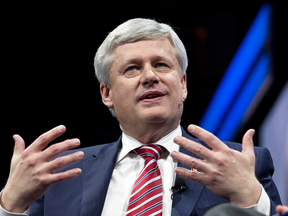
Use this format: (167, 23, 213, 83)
(126, 144, 164, 216)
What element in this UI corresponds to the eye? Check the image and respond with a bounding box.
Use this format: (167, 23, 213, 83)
(154, 62, 171, 72)
(124, 65, 141, 77)
(126, 66, 138, 72)
(155, 62, 168, 68)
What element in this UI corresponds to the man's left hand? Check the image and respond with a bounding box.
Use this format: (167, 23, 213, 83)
(170, 124, 262, 207)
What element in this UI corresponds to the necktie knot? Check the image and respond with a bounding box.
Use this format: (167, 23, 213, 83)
(136, 144, 164, 161)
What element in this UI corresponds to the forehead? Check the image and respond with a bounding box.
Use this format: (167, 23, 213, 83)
(112, 38, 176, 61)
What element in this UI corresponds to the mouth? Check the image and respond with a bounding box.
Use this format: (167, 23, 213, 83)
(139, 91, 165, 102)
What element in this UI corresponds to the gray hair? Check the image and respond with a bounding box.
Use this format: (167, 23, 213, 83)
(94, 18, 188, 117)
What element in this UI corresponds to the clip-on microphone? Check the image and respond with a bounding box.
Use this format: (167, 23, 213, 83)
(171, 177, 186, 200)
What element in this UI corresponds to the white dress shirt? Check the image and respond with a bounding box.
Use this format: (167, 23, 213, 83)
(101, 125, 182, 216)
(0, 125, 270, 215)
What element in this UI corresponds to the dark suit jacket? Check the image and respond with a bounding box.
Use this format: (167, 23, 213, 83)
(30, 127, 282, 216)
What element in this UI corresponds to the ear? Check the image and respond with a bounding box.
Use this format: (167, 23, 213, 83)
(100, 83, 114, 108)
(181, 74, 188, 100)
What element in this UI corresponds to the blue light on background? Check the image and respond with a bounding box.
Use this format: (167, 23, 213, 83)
(217, 52, 270, 140)
(199, 3, 271, 140)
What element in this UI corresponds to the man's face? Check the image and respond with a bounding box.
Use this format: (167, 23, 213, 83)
(101, 38, 187, 132)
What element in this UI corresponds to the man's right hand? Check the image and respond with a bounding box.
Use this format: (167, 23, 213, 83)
(0, 125, 84, 213)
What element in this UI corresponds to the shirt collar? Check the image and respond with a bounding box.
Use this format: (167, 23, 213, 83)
(117, 125, 182, 163)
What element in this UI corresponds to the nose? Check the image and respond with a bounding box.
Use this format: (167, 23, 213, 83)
(140, 66, 160, 87)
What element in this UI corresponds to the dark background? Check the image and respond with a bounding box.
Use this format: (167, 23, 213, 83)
(1, 1, 286, 187)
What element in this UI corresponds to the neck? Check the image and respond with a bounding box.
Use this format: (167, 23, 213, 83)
(120, 120, 180, 144)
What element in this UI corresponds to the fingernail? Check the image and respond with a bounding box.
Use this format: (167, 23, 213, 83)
(174, 167, 181, 175)
(250, 129, 255, 142)
(57, 125, 65, 132)
(72, 139, 81, 145)
(76, 151, 84, 158)
(170, 151, 177, 157)
(75, 168, 82, 175)
(188, 125, 195, 132)
(174, 136, 181, 144)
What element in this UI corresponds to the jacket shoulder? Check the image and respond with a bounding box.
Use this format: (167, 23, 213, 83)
(57, 136, 122, 159)
(52, 136, 122, 173)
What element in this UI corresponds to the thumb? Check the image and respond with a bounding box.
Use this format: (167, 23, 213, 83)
(242, 129, 255, 155)
(12, 134, 25, 156)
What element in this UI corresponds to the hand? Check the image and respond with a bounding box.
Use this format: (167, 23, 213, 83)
(0, 125, 84, 213)
(170, 124, 262, 207)
(276, 205, 288, 214)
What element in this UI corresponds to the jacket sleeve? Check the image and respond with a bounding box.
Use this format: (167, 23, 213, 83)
(254, 147, 282, 215)
(29, 197, 44, 216)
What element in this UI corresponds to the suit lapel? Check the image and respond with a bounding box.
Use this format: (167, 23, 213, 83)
(80, 138, 122, 216)
(172, 128, 205, 216)
(78, 127, 204, 215)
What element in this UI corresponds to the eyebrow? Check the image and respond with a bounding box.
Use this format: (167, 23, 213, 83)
(123, 54, 173, 65)
(151, 55, 172, 63)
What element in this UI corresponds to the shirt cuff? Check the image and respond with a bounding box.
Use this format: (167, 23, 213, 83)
(251, 185, 270, 216)
(232, 185, 270, 216)
(0, 191, 29, 216)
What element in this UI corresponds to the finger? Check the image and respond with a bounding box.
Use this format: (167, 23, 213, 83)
(173, 136, 212, 159)
(48, 168, 82, 185)
(12, 135, 25, 156)
(242, 129, 255, 155)
(174, 166, 205, 183)
(187, 124, 226, 151)
(276, 205, 288, 214)
(47, 151, 84, 172)
(42, 138, 81, 160)
(170, 151, 207, 172)
(30, 125, 66, 152)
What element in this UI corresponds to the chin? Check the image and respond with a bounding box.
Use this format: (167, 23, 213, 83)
(141, 109, 172, 124)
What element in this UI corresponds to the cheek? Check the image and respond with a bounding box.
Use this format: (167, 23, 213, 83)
(163, 74, 183, 98)
(111, 80, 136, 106)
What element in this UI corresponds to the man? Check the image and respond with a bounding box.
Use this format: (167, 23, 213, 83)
(0, 18, 282, 215)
